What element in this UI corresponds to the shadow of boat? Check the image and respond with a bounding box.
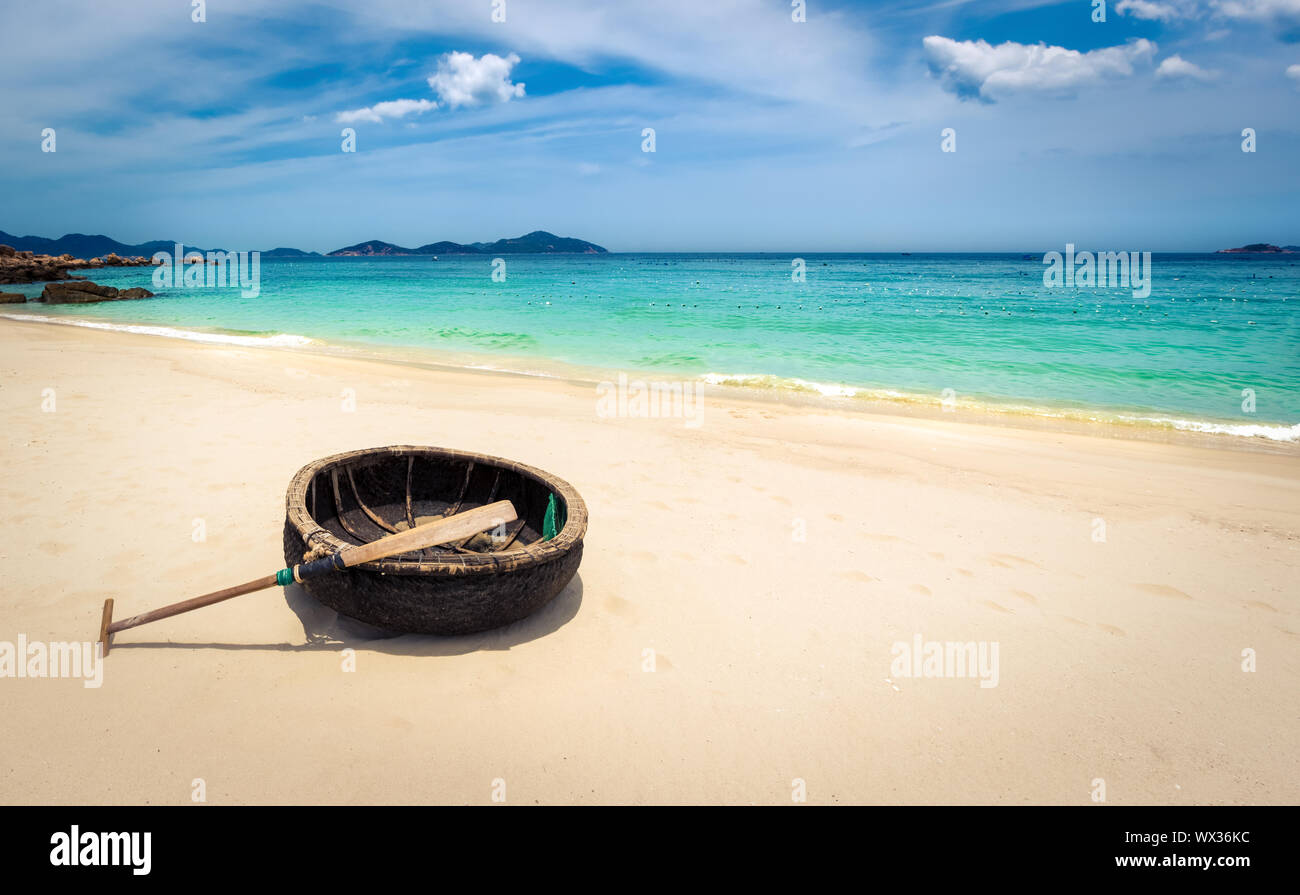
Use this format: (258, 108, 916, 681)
(109, 575, 583, 657)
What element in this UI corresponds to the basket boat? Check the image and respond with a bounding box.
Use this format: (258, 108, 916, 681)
(283, 446, 587, 635)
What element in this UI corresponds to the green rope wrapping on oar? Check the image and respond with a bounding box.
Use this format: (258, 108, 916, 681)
(543, 493, 566, 540)
(276, 568, 295, 586)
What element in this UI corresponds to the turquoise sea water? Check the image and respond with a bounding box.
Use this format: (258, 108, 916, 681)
(4, 253, 1298, 440)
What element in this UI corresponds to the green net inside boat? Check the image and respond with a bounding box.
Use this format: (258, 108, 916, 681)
(543, 492, 566, 540)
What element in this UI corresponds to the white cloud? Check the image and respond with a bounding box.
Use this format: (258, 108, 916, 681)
(427, 52, 525, 108)
(1288, 62, 1300, 79)
(1156, 54, 1220, 79)
(1212, 0, 1300, 37)
(1213, 0, 1300, 22)
(334, 52, 526, 124)
(1117, 0, 1300, 34)
(922, 36, 1157, 101)
(335, 98, 436, 124)
(1116, 0, 1188, 20)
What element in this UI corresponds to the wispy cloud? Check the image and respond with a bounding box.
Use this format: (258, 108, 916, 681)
(1116, 0, 1196, 21)
(336, 98, 437, 124)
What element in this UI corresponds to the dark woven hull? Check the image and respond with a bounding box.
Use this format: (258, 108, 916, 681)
(283, 446, 587, 635)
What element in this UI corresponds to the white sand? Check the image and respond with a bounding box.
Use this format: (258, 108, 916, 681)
(1, 318, 1296, 804)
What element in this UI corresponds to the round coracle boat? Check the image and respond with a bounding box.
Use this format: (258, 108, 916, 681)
(283, 446, 587, 635)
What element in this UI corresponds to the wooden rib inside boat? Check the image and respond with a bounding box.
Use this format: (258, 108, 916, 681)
(283, 445, 586, 635)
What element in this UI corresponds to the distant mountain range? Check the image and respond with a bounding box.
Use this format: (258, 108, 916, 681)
(326, 231, 607, 256)
(1216, 243, 1300, 253)
(0, 229, 604, 258)
(0, 230, 325, 258)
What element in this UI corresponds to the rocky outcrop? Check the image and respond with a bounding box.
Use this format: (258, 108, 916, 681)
(38, 281, 154, 304)
(0, 244, 153, 284)
(0, 291, 26, 303)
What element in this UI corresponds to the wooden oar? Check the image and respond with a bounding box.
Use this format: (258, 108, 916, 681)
(98, 500, 516, 654)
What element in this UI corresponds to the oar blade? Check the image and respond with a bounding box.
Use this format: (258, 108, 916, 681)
(340, 499, 518, 566)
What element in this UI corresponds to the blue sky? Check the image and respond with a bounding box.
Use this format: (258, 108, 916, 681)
(1, 0, 1297, 251)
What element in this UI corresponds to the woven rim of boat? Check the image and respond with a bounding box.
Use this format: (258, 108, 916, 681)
(285, 445, 587, 575)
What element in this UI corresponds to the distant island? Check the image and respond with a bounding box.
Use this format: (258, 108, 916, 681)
(262, 247, 324, 257)
(0, 229, 327, 259)
(0, 228, 604, 258)
(327, 231, 606, 256)
(1217, 243, 1299, 253)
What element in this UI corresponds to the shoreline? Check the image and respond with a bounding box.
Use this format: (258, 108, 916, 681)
(3, 311, 1296, 453)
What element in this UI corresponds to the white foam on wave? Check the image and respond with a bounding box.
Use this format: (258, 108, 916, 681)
(701, 372, 860, 397)
(1120, 416, 1300, 442)
(701, 370, 1300, 442)
(1, 313, 315, 348)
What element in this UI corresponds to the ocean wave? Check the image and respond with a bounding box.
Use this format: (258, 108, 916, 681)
(1119, 416, 1300, 442)
(699, 371, 1299, 442)
(1, 313, 315, 348)
(700, 372, 861, 397)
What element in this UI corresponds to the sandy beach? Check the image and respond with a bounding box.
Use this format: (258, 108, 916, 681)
(0, 317, 1296, 805)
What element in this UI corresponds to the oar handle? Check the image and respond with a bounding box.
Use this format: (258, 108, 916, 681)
(98, 500, 517, 654)
(109, 573, 279, 637)
(274, 553, 346, 586)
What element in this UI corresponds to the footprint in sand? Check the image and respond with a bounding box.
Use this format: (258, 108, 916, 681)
(981, 600, 1012, 613)
(911, 584, 932, 596)
(1011, 589, 1038, 606)
(770, 495, 791, 506)
(724, 554, 749, 565)
(1137, 583, 1192, 600)
(989, 553, 1042, 569)
(38, 541, 71, 555)
(1062, 616, 1089, 628)
(838, 571, 877, 583)
(827, 513, 844, 522)
(1245, 601, 1278, 612)
(1097, 623, 1126, 636)
(605, 596, 634, 616)
(957, 568, 974, 578)
(928, 551, 945, 561)
(645, 500, 671, 510)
